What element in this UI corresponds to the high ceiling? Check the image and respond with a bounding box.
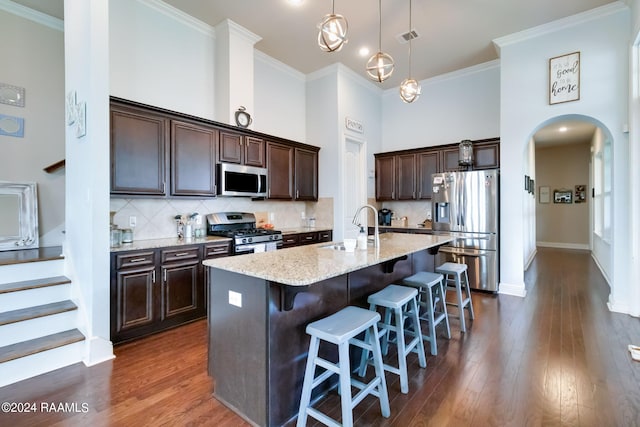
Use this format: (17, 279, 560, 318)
(13, 0, 618, 89)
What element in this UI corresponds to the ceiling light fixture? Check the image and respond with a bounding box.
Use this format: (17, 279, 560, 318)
(399, 0, 421, 103)
(366, 0, 394, 83)
(317, 0, 348, 53)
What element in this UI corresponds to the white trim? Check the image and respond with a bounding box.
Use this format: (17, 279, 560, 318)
(219, 18, 262, 45)
(498, 282, 527, 298)
(254, 50, 306, 82)
(524, 247, 537, 271)
(493, 1, 628, 52)
(536, 241, 590, 250)
(83, 336, 115, 366)
(590, 252, 611, 287)
(0, 0, 63, 31)
(307, 63, 383, 94)
(138, 0, 215, 36)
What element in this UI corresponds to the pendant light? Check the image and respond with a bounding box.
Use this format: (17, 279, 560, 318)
(399, 0, 421, 102)
(317, 0, 348, 53)
(366, 0, 394, 82)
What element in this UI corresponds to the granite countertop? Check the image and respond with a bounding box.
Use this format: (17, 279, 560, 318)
(279, 226, 333, 234)
(203, 232, 454, 287)
(110, 235, 232, 252)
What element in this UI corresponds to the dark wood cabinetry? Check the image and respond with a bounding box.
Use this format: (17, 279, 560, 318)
(111, 240, 230, 344)
(219, 131, 265, 167)
(282, 230, 333, 248)
(266, 142, 319, 201)
(171, 121, 218, 196)
(294, 148, 318, 201)
(110, 103, 169, 196)
(375, 138, 499, 201)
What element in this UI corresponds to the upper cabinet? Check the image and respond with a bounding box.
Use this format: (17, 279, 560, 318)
(111, 102, 169, 196)
(110, 97, 319, 199)
(219, 131, 265, 167)
(374, 138, 499, 201)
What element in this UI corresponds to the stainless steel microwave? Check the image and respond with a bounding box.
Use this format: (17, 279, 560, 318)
(217, 163, 267, 197)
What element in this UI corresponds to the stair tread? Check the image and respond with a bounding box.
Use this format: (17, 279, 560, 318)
(0, 246, 63, 267)
(0, 300, 78, 326)
(0, 275, 71, 294)
(0, 329, 84, 363)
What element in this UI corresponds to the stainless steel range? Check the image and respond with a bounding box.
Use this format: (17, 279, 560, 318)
(206, 212, 283, 255)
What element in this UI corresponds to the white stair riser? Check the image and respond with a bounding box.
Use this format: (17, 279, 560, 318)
(0, 341, 85, 388)
(0, 284, 71, 311)
(0, 259, 65, 285)
(0, 310, 79, 346)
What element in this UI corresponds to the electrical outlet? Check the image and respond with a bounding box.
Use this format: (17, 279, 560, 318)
(129, 216, 137, 228)
(229, 290, 242, 308)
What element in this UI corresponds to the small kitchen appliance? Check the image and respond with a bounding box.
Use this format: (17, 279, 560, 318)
(378, 208, 393, 226)
(206, 212, 283, 255)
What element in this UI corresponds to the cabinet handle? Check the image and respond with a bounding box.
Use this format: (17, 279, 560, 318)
(129, 258, 147, 263)
(162, 182, 166, 192)
(163, 269, 167, 282)
(152, 270, 156, 283)
(174, 252, 190, 257)
(304, 236, 313, 240)
(296, 189, 299, 199)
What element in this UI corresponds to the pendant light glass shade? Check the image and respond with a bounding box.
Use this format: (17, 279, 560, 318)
(317, 1, 348, 52)
(399, 78, 421, 103)
(366, 0, 394, 83)
(399, 0, 420, 102)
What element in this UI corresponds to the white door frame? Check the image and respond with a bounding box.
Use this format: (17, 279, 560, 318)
(337, 134, 367, 241)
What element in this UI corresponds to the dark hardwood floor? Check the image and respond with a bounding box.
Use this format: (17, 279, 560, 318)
(1, 248, 639, 426)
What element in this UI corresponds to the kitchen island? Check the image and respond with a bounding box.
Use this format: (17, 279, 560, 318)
(203, 232, 453, 426)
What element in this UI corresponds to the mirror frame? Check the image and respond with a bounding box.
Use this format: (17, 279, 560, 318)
(0, 181, 39, 251)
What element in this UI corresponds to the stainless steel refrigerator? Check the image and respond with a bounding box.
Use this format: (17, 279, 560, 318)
(432, 169, 499, 292)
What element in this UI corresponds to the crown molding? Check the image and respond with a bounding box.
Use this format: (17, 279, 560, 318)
(307, 63, 383, 95)
(138, 0, 214, 37)
(215, 18, 262, 45)
(0, 0, 63, 31)
(493, 1, 628, 53)
(254, 50, 306, 82)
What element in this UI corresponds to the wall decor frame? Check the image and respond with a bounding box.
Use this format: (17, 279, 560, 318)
(549, 51, 580, 105)
(0, 83, 25, 107)
(0, 114, 24, 138)
(553, 189, 573, 204)
(574, 185, 587, 203)
(539, 186, 550, 203)
(0, 181, 39, 251)
(530, 179, 535, 195)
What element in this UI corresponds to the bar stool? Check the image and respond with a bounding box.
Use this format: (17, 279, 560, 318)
(402, 271, 451, 356)
(436, 262, 475, 333)
(297, 306, 390, 427)
(358, 284, 426, 394)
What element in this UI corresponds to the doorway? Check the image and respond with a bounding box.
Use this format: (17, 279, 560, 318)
(342, 136, 367, 239)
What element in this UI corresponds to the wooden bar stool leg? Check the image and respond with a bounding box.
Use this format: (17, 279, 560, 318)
(338, 341, 353, 427)
(297, 336, 320, 427)
(426, 285, 438, 356)
(454, 273, 467, 333)
(437, 280, 451, 339)
(393, 306, 409, 394)
(464, 270, 475, 319)
(369, 323, 390, 417)
(409, 297, 427, 368)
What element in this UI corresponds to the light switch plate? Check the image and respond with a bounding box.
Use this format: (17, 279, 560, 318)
(229, 290, 242, 308)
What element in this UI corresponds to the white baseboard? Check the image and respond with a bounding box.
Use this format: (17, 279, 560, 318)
(537, 241, 590, 250)
(498, 282, 527, 297)
(83, 336, 115, 366)
(524, 248, 537, 271)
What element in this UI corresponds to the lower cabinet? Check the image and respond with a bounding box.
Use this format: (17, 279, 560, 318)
(282, 230, 333, 248)
(111, 241, 230, 344)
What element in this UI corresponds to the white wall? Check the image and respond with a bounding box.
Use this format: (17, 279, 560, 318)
(0, 8, 65, 246)
(496, 2, 629, 301)
(381, 61, 500, 151)
(523, 138, 536, 269)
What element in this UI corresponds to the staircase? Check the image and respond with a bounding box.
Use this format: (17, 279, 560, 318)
(0, 247, 85, 388)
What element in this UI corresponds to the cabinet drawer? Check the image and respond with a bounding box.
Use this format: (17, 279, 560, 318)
(298, 232, 317, 245)
(204, 241, 231, 258)
(282, 234, 300, 247)
(160, 247, 200, 263)
(116, 251, 155, 269)
(317, 230, 333, 242)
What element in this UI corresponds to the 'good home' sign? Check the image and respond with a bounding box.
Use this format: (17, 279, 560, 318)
(549, 52, 580, 105)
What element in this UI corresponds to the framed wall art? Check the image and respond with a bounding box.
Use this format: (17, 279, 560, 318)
(574, 185, 586, 203)
(549, 51, 580, 105)
(554, 189, 573, 204)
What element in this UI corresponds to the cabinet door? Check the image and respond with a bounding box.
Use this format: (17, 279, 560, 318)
(219, 131, 243, 164)
(441, 148, 461, 172)
(396, 154, 416, 200)
(297, 232, 317, 246)
(171, 121, 218, 196)
(473, 142, 500, 169)
(267, 142, 294, 199)
(244, 136, 266, 167)
(417, 151, 439, 199)
(317, 230, 333, 242)
(111, 104, 168, 196)
(375, 155, 396, 200)
(113, 265, 157, 340)
(162, 260, 203, 322)
(281, 234, 300, 248)
(294, 148, 318, 201)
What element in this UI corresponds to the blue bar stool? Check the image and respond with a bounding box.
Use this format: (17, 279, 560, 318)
(358, 284, 426, 394)
(436, 262, 475, 333)
(296, 306, 390, 427)
(402, 271, 451, 356)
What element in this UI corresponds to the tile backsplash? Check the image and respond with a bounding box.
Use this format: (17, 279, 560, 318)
(110, 197, 334, 240)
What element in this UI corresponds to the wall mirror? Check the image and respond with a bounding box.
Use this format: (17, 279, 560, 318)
(0, 181, 39, 251)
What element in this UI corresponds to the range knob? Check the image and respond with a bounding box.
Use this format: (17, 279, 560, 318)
(248, 237, 253, 243)
(241, 238, 247, 244)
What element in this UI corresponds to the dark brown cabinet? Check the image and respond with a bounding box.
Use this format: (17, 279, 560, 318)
(375, 155, 396, 201)
(266, 142, 294, 199)
(294, 148, 318, 201)
(171, 121, 218, 196)
(110, 103, 169, 196)
(219, 131, 265, 167)
(375, 138, 499, 200)
(282, 230, 333, 248)
(111, 240, 230, 344)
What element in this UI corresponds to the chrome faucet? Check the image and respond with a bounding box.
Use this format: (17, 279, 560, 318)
(352, 204, 380, 248)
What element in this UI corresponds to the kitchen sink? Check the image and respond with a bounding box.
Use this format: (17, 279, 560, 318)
(319, 242, 346, 251)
